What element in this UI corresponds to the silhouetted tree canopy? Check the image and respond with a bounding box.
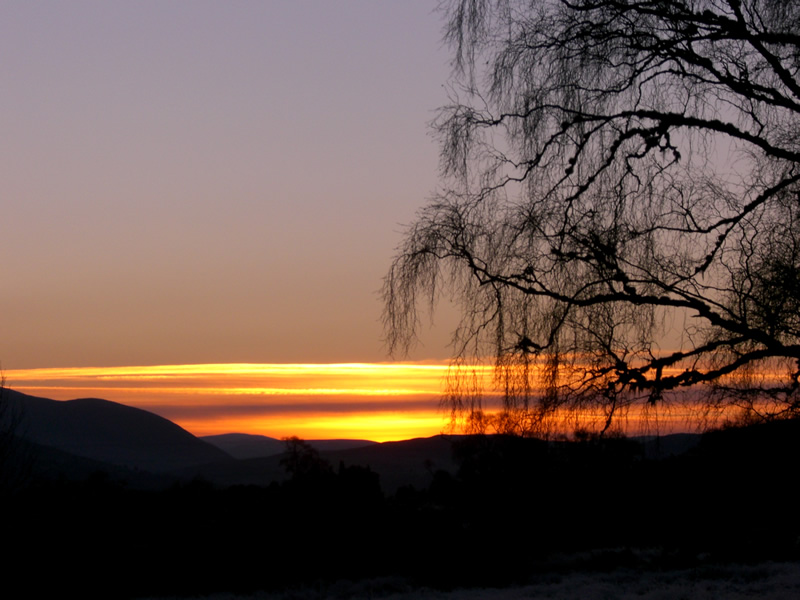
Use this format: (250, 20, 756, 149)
(280, 436, 332, 480)
(384, 0, 800, 434)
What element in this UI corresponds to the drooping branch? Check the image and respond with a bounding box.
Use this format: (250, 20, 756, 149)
(385, 0, 800, 434)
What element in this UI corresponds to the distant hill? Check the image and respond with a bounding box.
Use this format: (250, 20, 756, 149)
(200, 432, 286, 458)
(4, 385, 798, 598)
(308, 438, 379, 452)
(1, 387, 712, 496)
(4, 388, 233, 473)
(632, 432, 701, 458)
(2, 388, 460, 492)
(185, 435, 459, 492)
(201, 432, 378, 459)
(327, 435, 461, 492)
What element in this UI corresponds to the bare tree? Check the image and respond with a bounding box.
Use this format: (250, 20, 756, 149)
(384, 0, 800, 435)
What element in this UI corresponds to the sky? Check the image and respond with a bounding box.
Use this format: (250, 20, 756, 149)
(0, 1, 473, 440)
(5, 362, 469, 441)
(1, 0, 458, 369)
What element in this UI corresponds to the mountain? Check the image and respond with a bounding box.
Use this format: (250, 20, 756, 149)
(8, 387, 712, 496)
(201, 432, 378, 459)
(201, 433, 286, 458)
(186, 434, 460, 492)
(4, 388, 232, 473)
(2, 388, 457, 492)
(633, 432, 701, 458)
(328, 435, 460, 492)
(307, 438, 379, 452)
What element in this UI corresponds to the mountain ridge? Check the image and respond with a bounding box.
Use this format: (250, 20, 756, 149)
(3, 388, 232, 472)
(200, 432, 378, 459)
(2, 387, 706, 494)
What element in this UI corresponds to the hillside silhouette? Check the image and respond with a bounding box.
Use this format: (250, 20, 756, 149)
(201, 432, 378, 458)
(3, 388, 231, 471)
(3, 388, 798, 598)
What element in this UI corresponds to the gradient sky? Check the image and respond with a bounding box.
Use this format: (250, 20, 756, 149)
(0, 3, 733, 441)
(1, 1, 460, 370)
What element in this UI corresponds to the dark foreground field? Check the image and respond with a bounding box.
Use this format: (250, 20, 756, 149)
(138, 561, 800, 600)
(4, 418, 800, 599)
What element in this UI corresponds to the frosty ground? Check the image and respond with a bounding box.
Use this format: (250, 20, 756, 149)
(139, 560, 800, 600)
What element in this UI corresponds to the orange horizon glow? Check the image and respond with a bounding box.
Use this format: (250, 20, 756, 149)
(5, 362, 480, 442)
(5, 360, 767, 442)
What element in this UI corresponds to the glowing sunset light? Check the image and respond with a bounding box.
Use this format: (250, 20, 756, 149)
(5, 360, 758, 441)
(179, 411, 449, 442)
(2, 385, 440, 397)
(5, 363, 485, 441)
(5, 362, 462, 388)
(298, 412, 447, 442)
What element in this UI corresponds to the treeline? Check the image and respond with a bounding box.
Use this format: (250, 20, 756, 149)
(5, 421, 800, 598)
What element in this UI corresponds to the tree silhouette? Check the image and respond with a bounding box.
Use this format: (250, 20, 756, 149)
(384, 0, 800, 434)
(280, 436, 332, 480)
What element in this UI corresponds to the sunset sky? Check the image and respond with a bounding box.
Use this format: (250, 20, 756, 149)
(0, 1, 472, 440)
(5, 362, 474, 441)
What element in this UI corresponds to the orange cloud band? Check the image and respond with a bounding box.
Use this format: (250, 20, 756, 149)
(5, 363, 462, 441)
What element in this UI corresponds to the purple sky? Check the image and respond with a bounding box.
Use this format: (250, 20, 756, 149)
(1, 1, 460, 369)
